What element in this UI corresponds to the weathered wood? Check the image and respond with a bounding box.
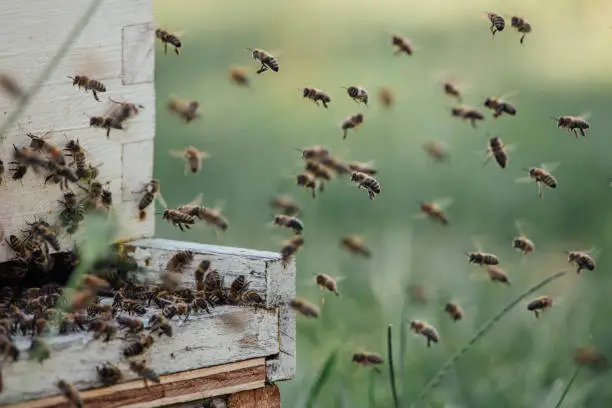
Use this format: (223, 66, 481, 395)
(0, 0, 155, 263)
(3, 358, 266, 408)
(227, 385, 281, 408)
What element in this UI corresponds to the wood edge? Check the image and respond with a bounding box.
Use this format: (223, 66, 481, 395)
(227, 384, 281, 408)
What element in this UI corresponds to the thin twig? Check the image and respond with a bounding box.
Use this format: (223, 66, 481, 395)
(0, 0, 105, 140)
(413, 270, 568, 407)
(554, 367, 581, 408)
(388, 324, 399, 408)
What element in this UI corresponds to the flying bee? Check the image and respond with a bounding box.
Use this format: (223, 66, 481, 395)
(484, 92, 518, 119)
(423, 140, 450, 164)
(351, 171, 380, 200)
(67, 75, 106, 102)
(352, 352, 384, 373)
(315, 273, 340, 296)
(89, 116, 122, 138)
(97, 362, 123, 386)
(247, 48, 279, 74)
(320, 155, 352, 176)
(486, 265, 510, 285)
(510, 16, 531, 44)
(378, 87, 394, 108)
(516, 163, 559, 200)
(526, 295, 553, 319)
(486, 12, 505, 36)
(228, 66, 249, 87)
(552, 114, 590, 138)
(391, 34, 414, 55)
(302, 87, 331, 108)
(188, 201, 229, 232)
(296, 171, 318, 198)
(298, 145, 330, 161)
(451, 105, 485, 128)
(169, 146, 209, 174)
(167, 98, 200, 123)
(442, 81, 462, 103)
(289, 298, 319, 318)
(27, 132, 66, 166)
(269, 195, 301, 216)
(347, 160, 377, 175)
(130, 360, 160, 388)
(57, 380, 83, 408)
(280, 235, 304, 267)
(410, 320, 439, 348)
(155, 29, 182, 54)
(166, 250, 194, 273)
(339, 235, 371, 258)
(483, 135, 514, 169)
(343, 86, 369, 106)
(574, 347, 609, 372)
(466, 237, 499, 266)
(566, 250, 596, 274)
(444, 302, 463, 321)
(512, 220, 535, 255)
(272, 214, 304, 234)
(417, 198, 453, 226)
(304, 161, 333, 191)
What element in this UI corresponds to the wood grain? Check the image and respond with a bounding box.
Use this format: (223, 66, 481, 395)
(227, 384, 281, 408)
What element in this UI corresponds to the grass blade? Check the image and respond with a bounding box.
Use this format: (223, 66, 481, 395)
(305, 349, 339, 408)
(554, 367, 581, 408)
(399, 299, 408, 406)
(388, 324, 399, 408)
(413, 270, 568, 407)
(369, 369, 377, 408)
(0, 0, 105, 140)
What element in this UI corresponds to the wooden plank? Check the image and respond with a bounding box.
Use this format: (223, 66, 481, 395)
(3, 358, 265, 408)
(227, 385, 281, 408)
(0, 307, 278, 405)
(122, 22, 156, 85)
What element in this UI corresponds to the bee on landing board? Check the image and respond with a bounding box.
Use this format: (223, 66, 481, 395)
(351, 171, 380, 200)
(552, 114, 590, 138)
(302, 87, 331, 108)
(97, 362, 123, 386)
(247, 48, 279, 74)
(515, 163, 559, 200)
(156, 29, 182, 55)
(565, 249, 596, 274)
(485, 12, 505, 36)
(228, 66, 250, 87)
(410, 320, 439, 348)
(165, 250, 194, 273)
(512, 220, 535, 255)
(343, 86, 369, 106)
(483, 135, 514, 169)
(67, 75, 106, 101)
(416, 198, 453, 226)
(511, 16, 532, 44)
(340, 235, 371, 258)
(129, 360, 160, 388)
(450, 105, 485, 128)
(444, 302, 464, 321)
(423, 140, 450, 163)
(527, 295, 552, 319)
(391, 34, 414, 55)
(169, 146, 210, 174)
(352, 351, 384, 372)
(378, 87, 394, 108)
(26, 132, 66, 166)
(484, 92, 518, 119)
(167, 98, 200, 123)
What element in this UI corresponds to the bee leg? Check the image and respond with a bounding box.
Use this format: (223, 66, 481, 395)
(482, 154, 493, 167)
(342, 129, 348, 140)
(311, 188, 316, 199)
(537, 182, 543, 200)
(178, 223, 184, 232)
(174, 46, 180, 55)
(520, 35, 526, 45)
(322, 101, 328, 109)
(163, 42, 168, 55)
(579, 128, 586, 137)
(426, 339, 432, 348)
(470, 119, 477, 128)
(319, 182, 324, 192)
(534, 310, 539, 319)
(92, 90, 100, 102)
(106, 127, 111, 139)
(368, 190, 375, 200)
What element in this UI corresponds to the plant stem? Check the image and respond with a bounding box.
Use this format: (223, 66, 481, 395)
(399, 299, 408, 406)
(369, 369, 377, 408)
(305, 349, 338, 408)
(0, 0, 105, 140)
(413, 270, 568, 407)
(554, 367, 581, 408)
(388, 324, 399, 408)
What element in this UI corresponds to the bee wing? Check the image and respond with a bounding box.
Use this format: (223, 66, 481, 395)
(184, 192, 204, 208)
(578, 112, 592, 121)
(155, 191, 168, 210)
(541, 162, 560, 173)
(433, 197, 454, 210)
(498, 90, 519, 101)
(196, 150, 211, 160)
(514, 219, 527, 236)
(168, 149, 186, 159)
(470, 235, 489, 252)
(212, 199, 226, 213)
(514, 172, 533, 184)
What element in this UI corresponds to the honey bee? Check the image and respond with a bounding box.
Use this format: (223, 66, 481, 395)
(156, 29, 182, 55)
(516, 163, 558, 200)
(423, 140, 450, 163)
(483, 135, 512, 169)
(298, 145, 330, 161)
(67, 75, 106, 102)
(280, 235, 305, 267)
(12, 144, 51, 170)
(378, 87, 394, 108)
(442, 81, 462, 103)
(486, 12, 505, 36)
(512, 221, 535, 255)
(410, 320, 439, 348)
(108, 98, 143, 124)
(169, 146, 209, 174)
(167, 98, 200, 123)
(526, 295, 552, 319)
(130, 360, 160, 387)
(269, 195, 301, 216)
(115, 298, 147, 316)
(466, 251, 499, 266)
(228, 66, 249, 87)
(97, 362, 123, 386)
(57, 380, 83, 408)
(347, 160, 377, 175)
(149, 314, 173, 337)
(391, 34, 414, 55)
(27, 132, 66, 166)
(340, 235, 371, 258)
(451, 105, 485, 128)
(444, 302, 463, 321)
(0, 73, 24, 99)
(484, 92, 518, 119)
(88, 319, 116, 341)
(194, 260, 211, 291)
(296, 171, 318, 198)
(137, 179, 167, 221)
(203, 270, 225, 305)
(304, 161, 333, 192)
(574, 347, 609, 372)
(161, 208, 198, 231)
(272, 214, 304, 234)
(315, 273, 339, 296)
(510, 16, 531, 44)
(247, 48, 279, 74)
(166, 250, 194, 273)
(289, 298, 319, 318)
(302, 87, 331, 108)
(552, 114, 590, 138)
(486, 265, 510, 285)
(352, 352, 384, 373)
(226, 275, 250, 305)
(319, 155, 352, 176)
(175, 194, 229, 232)
(351, 171, 380, 200)
(163, 301, 191, 321)
(343, 86, 369, 106)
(566, 250, 596, 274)
(115, 316, 144, 334)
(122, 334, 154, 358)
(418, 198, 453, 226)
(89, 116, 123, 138)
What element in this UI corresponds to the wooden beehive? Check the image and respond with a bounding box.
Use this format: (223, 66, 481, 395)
(0, 1, 296, 407)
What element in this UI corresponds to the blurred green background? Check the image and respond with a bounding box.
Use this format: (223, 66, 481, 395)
(153, 0, 612, 406)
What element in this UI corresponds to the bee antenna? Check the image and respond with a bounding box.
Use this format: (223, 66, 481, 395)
(549, 116, 559, 121)
(246, 48, 254, 52)
(66, 76, 74, 79)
